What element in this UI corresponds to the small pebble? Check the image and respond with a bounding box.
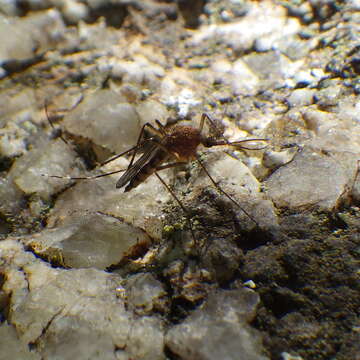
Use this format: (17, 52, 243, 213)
(243, 280, 256, 289)
(281, 352, 304, 360)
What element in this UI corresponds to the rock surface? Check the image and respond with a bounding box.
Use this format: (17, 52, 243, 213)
(0, 239, 165, 360)
(0, 1, 359, 360)
(166, 288, 268, 360)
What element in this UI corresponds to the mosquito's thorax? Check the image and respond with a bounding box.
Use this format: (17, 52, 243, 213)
(164, 125, 202, 161)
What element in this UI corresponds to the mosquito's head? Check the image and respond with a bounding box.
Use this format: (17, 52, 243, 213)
(200, 135, 224, 148)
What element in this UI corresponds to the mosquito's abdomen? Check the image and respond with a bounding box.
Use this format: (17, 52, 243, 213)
(123, 151, 168, 192)
(123, 167, 154, 192)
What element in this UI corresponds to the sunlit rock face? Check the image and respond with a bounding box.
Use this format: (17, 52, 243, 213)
(0, 1, 359, 360)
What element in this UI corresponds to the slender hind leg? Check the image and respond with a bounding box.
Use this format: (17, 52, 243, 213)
(195, 156, 259, 227)
(154, 166, 197, 248)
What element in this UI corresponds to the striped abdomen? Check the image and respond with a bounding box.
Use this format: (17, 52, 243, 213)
(116, 146, 168, 192)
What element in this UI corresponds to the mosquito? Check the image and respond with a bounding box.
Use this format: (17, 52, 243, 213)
(44, 105, 267, 242)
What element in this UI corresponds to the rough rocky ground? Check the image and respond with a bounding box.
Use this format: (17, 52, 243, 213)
(0, 0, 359, 359)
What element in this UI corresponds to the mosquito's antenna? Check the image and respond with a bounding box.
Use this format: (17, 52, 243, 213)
(221, 138, 269, 151)
(195, 155, 259, 227)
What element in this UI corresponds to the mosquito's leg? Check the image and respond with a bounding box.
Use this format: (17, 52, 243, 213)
(195, 155, 259, 227)
(154, 120, 167, 136)
(47, 137, 168, 189)
(202, 112, 231, 145)
(101, 123, 160, 168)
(146, 122, 165, 137)
(199, 113, 207, 133)
(100, 136, 158, 166)
(41, 149, 182, 183)
(45, 101, 104, 177)
(43, 135, 184, 182)
(127, 122, 165, 169)
(44, 97, 85, 146)
(42, 137, 160, 181)
(154, 161, 198, 246)
(101, 119, 167, 168)
(42, 168, 126, 181)
(103, 118, 180, 169)
(44, 100, 70, 146)
(154, 171, 197, 247)
(123, 121, 166, 170)
(155, 162, 187, 171)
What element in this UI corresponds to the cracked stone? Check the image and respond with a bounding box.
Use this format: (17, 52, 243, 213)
(0, 322, 41, 360)
(27, 212, 151, 269)
(125, 273, 168, 315)
(62, 89, 142, 155)
(8, 139, 83, 200)
(165, 288, 268, 360)
(265, 148, 356, 210)
(0, 240, 166, 359)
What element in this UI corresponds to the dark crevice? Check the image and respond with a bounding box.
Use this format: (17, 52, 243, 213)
(260, 286, 306, 319)
(326, 213, 349, 231)
(2, 55, 44, 76)
(28, 308, 64, 350)
(0, 273, 10, 323)
(164, 345, 182, 360)
(0, 156, 14, 172)
(88, 4, 128, 28)
(0, 214, 12, 238)
(235, 228, 274, 252)
(177, 0, 206, 29)
(167, 297, 202, 324)
(24, 244, 68, 269)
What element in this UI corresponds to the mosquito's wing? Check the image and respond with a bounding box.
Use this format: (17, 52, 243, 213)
(101, 136, 155, 166)
(116, 143, 162, 189)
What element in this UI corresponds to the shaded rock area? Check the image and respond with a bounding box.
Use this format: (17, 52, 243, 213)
(0, 1, 359, 360)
